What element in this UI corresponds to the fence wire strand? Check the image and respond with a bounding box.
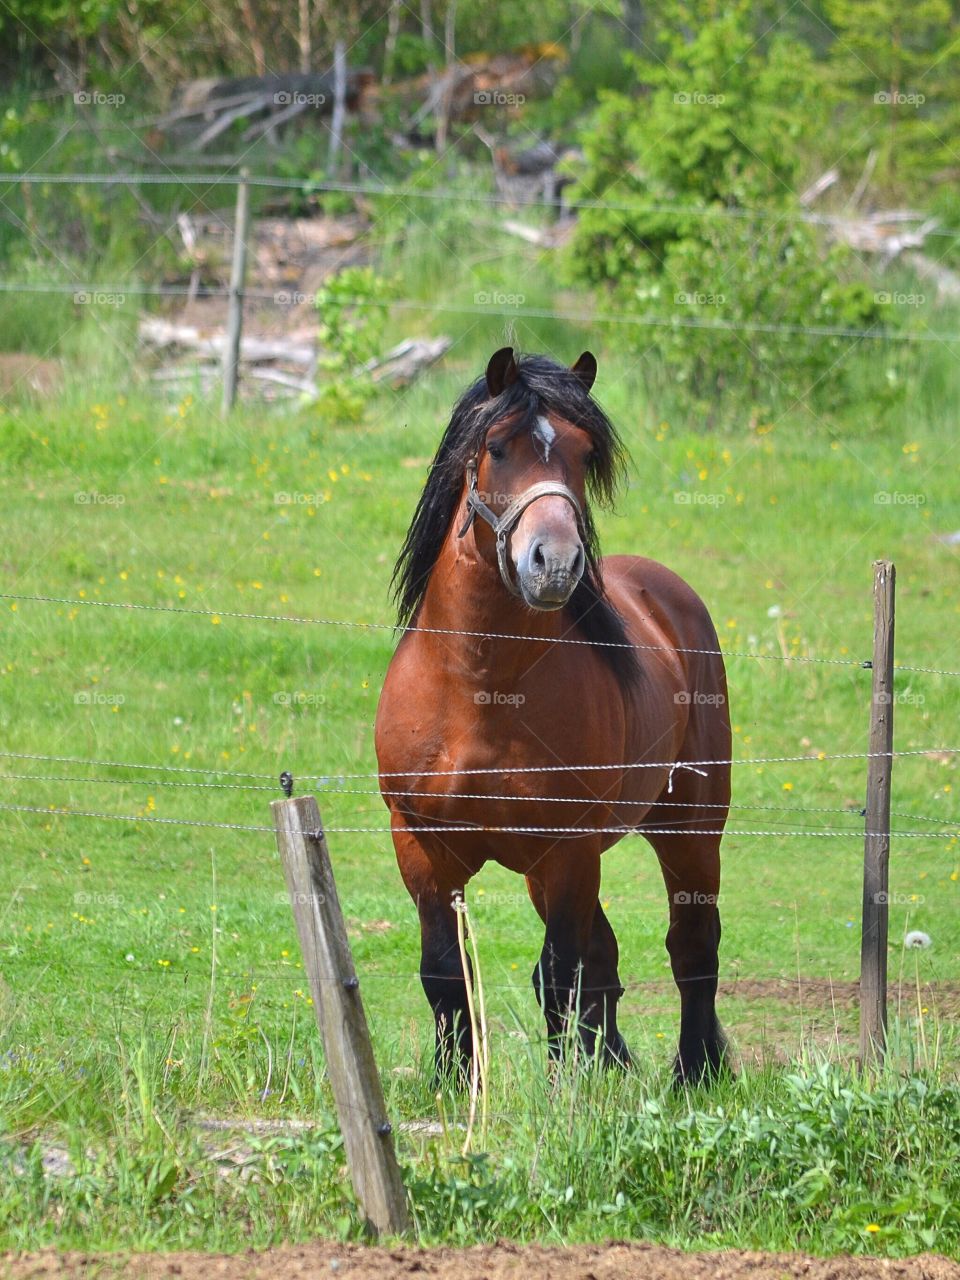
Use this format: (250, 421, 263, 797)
(0, 800, 956, 841)
(4, 169, 960, 240)
(4, 589, 958, 677)
(1, 281, 958, 345)
(2, 769, 957, 832)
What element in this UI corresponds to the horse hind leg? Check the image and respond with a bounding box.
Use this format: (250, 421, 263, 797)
(645, 829, 727, 1085)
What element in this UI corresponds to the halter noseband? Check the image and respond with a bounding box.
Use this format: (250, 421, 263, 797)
(456, 455, 584, 598)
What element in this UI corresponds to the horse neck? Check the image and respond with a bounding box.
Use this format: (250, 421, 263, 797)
(415, 523, 569, 683)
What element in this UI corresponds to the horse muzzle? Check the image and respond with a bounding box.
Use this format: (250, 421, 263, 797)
(458, 459, 586, 607)
(516, 536, 585, 610)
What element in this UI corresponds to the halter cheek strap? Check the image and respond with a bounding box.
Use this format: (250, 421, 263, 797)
(457, 456, 584, 598)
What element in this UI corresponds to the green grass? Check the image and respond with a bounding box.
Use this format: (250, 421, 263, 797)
(0, 346, 958, 1255)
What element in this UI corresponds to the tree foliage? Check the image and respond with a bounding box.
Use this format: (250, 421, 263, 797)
(567, 0, 900, 419)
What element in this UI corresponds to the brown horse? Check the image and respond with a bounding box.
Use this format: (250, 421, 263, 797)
(375, 348, 731, 1085)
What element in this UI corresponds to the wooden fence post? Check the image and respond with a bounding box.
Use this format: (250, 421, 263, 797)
(859, 559, 896, 1069)
(271, 794, 409, 1236)
(222, 168, 250, 414)
(328, 42, 347, 173)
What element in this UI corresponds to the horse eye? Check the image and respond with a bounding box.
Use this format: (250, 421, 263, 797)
(487, 443, 505, 462)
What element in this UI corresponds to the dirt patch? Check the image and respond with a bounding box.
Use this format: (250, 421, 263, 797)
(625, 978, 960, 1017)
(722, 978, 960, 1017)
(3, 1241, 959, 1280)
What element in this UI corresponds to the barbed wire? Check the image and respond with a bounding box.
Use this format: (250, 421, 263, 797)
(329, 748, 960, 780)
(3, 769, 956, 832)
(1, 800, 956, 841)
(356, 786, 956, 829)
(0, 748, 276, 780)
(0, 769, 278, 793)
(3, 170, 960, 240)
(0, 961, 898, 995)
(6, 589, 959, 677)
(0, 588, 871, 663)
(0, 279, 956, 345)
(1, 745, 957, 784)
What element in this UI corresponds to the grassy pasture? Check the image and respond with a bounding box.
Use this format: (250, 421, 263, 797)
(0, 332, 959, 1254)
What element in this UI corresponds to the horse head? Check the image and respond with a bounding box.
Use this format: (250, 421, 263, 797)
(459, 347, 599, 610)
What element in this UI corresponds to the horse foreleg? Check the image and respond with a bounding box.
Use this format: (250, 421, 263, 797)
(395, 836, 473, 1086)
(526, 851, 600, 1063)
(648, 832, 726, 1085)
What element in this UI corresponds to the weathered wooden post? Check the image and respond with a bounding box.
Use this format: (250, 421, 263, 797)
(859, 559, 895, 1068)
(271, 794, 409, 1236)
(328, 42, 347, 173)
(222, 168, 250, 414)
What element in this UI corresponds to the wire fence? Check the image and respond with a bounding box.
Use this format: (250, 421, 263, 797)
(2, 585, 954, 1083)
(2, 281, 958, 346)
(4, 588, 960, 677)
(1, 583, 958, 842)
(2, 169, 959, 346)
(4, 801, 957, 842)
(2, 761, 951, 825)
(4, 169, 960, 240)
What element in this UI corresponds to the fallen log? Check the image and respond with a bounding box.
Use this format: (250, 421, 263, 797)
(903, 250, 960, 301)
(170, 70, 373, 119)
(139, 316, 316, 366)
(161, 69, 374, 150)
(364, 336, 451, 386)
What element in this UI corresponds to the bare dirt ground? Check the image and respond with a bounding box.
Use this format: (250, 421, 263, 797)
(4, 1241, 960, 1280)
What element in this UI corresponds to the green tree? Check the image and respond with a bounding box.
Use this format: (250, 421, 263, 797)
(567, 0, 894, 421)
(824, 0, 956, 188)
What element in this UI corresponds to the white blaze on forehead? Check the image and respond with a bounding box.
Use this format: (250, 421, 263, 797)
(534, 414, 556, 460)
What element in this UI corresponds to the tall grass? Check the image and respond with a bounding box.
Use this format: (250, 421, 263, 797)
(2, 1017, 960, 1253)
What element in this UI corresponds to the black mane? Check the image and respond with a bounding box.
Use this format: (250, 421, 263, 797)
(391, 353, 640, 685)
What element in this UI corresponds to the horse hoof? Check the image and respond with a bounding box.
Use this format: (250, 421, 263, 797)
(603, 1036, 632, 1070)
(672, 1049, 727, 1089)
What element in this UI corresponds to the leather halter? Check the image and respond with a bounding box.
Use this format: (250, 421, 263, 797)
(456, 455, 584, 598)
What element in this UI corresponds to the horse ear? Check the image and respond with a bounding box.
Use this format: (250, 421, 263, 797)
(486, 347, 519, 398)
(571, 351, 597, 393)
